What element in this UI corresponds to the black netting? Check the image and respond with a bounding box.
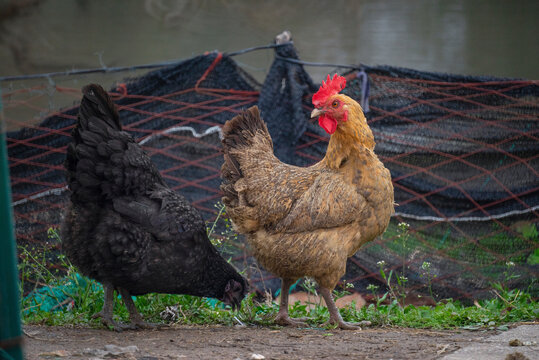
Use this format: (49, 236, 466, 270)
(3, 43, 538, 301)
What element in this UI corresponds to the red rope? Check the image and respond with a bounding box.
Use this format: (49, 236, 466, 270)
(195, 52, 223, 89)
(5, 67, 538, 301)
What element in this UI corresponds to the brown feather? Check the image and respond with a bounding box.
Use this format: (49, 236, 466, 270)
(220, 100, 394, 290)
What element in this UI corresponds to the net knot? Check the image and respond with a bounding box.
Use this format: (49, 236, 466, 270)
(113, 83, 128, 99)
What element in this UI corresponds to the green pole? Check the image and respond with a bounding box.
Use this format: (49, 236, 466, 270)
(0, 90, 24, 359)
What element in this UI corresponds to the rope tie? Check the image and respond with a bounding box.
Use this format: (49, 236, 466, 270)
(356, 69, 370, 113)
(114, 83, 128, 99)
(195, 52, 223, 90)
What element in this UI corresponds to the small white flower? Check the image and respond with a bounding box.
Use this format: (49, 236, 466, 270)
(398, 222, 410, 229)
(377, 260, 386, 267)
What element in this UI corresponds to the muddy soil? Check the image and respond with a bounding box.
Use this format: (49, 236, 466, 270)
(22, 324, 489, 360)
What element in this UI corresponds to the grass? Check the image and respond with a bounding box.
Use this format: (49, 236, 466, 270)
(378, 220, 538, 267)
(18, 213, 538, 331)
(19, 258, 538, 330)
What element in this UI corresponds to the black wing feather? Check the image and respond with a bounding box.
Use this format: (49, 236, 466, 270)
(62, 84, 246, 301)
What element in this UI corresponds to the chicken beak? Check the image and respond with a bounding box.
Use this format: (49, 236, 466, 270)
(311, 108, 324, 119)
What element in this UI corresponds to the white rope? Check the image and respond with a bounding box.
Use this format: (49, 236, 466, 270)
(395, 205, 539, 222)
(12, 186, 68, 207)
(13, 186, 538, 222)
(12, 123, 538, 222)
(138, 125, 223, 145)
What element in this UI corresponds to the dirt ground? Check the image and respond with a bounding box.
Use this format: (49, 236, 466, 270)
(22, 324, 490, 360)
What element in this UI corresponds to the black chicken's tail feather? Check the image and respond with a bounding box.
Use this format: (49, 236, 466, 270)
(81, 84, 121, 130)
(65, 84, 161, 202)
(65, 84, 121, 202)
(220, 106, 273, 206)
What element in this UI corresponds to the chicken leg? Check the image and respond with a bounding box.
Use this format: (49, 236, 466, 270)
(93, 284, 162, 331)
(92, 283, 129, 331)
(320, 287, 360, 330)
(274, 278, 308, 327)
(118, 288, 163, 329)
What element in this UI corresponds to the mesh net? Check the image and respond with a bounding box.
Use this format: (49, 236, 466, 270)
(3, 44, 538, 301)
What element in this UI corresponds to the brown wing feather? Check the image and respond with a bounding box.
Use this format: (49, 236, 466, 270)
(221, 106, 366, 234)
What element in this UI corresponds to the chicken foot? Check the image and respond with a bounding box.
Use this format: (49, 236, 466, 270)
(92, 284, 132, 332)
(118, 288, 166, 330)
(274, 278, 309, 327)
(320, 287, 360, 330)
(92, 284, 164, 331)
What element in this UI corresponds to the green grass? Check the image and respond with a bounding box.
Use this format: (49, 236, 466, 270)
(355, 287, 538, 330)
(19, 264, 538, 330)
(378, 221, 538, 265)
(18, 223, 538, 331)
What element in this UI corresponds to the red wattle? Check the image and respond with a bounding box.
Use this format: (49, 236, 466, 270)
(319, 115, 338, 134)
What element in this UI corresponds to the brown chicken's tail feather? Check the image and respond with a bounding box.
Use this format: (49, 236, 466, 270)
(220, 106, 272, 207)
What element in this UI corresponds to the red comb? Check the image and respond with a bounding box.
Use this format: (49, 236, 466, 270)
(312, 74, 346, 107)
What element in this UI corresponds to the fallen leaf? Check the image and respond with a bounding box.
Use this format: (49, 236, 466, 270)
(39, 350, 68, 357)
(509, 339, 523, 347)
(436, 344, 450, 355)
(83, 344, 139, 357)
(287, 333, 302, 338)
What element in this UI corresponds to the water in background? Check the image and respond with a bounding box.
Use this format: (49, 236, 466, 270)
(0, 0, 538, 82)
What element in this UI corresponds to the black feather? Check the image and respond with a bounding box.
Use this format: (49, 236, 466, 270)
(62, 84, 247, 313)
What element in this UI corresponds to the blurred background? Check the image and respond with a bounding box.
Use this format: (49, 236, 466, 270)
(1, 0, 537, 305)
(1, 0, 538, 81)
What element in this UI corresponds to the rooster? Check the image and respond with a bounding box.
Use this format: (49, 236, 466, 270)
(221, 74, 394, 330)
(62, 84, 247, 330)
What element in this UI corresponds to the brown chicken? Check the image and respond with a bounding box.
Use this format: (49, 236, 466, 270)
(220, 74, 394, 329)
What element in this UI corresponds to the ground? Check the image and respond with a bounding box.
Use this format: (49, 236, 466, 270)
(22, 324, 539, 359)
(21, 324, 484, 360)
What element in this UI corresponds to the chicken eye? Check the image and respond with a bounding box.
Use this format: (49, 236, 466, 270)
(332, 100, 339, 108)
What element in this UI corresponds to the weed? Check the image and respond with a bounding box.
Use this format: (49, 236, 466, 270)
(207, 202, 238, 251)
(18, 222, 538, 331)
(420, 261, 436, 301)
(333, 280, 354, 300)
(376, 260, 406, 309)
(300, 277, 318, 297)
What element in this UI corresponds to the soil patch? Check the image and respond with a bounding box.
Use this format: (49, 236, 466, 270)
(22, 324, 486, 359)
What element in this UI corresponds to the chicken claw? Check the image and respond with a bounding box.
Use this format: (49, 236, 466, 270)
(320, 287, 361, 331)
(128, 319, 168, 330)
(274, 313, 308, 327)
(92, 284, 129, 332)
(92, 310, 140, 332)
(322, 318, 361, 330)
(118, 288, 168, 330)
(273, 278, 310, 327)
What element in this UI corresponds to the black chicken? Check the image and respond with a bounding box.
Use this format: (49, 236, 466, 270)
(62, 84, 247, 330)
